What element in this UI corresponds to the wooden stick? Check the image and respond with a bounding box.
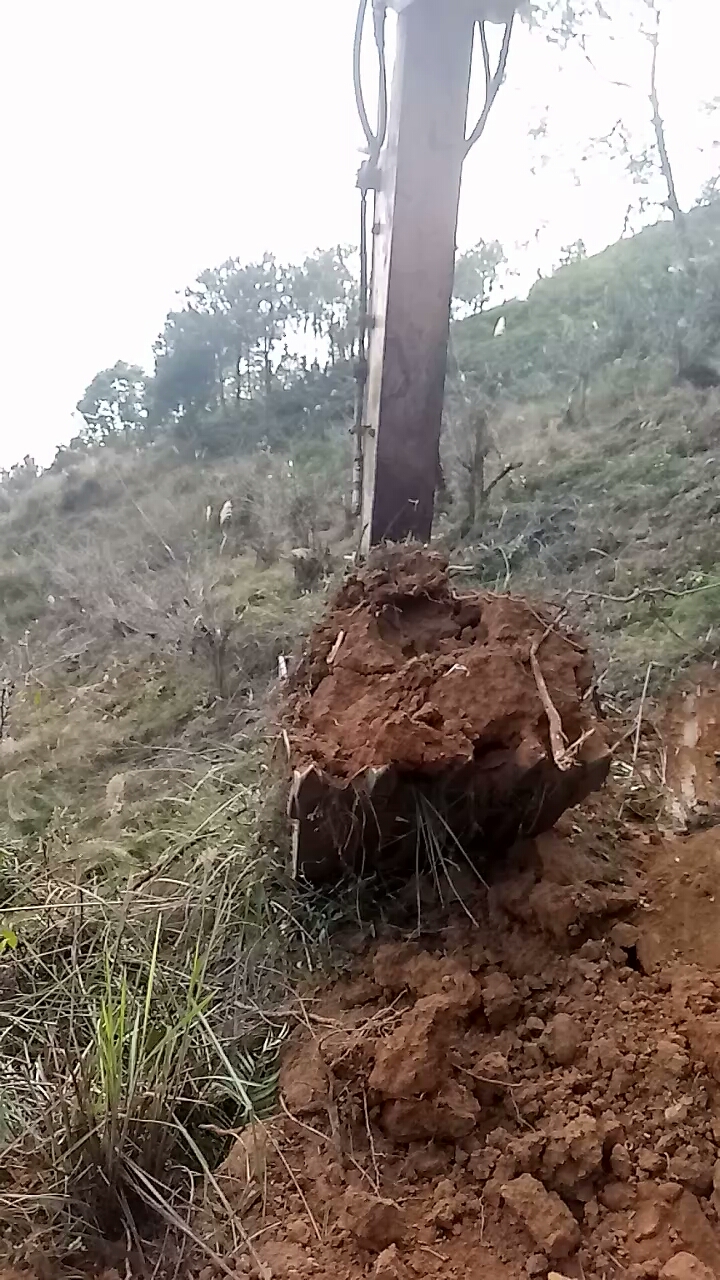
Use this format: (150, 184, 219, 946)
(618, 661, 653, 818)
(327, 630, 346, 666)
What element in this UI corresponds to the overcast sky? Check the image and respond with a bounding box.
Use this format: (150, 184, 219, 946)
(1, 0, 718, 471)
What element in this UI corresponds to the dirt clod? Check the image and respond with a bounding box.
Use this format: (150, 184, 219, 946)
(369, 995, 453, 1098)
(543, 1013, 584, 1065)
(373, 1245, 409, 1279)
(484, 972, 522, 1029)
(342, 1190, 406, 1253)
(660, 1255, 717, 1280)
(610, 1144, 633, 1182)
(611, 922, 640, 950)
(381, 1079, 481, 1142)
(501, 1175, 581, 1259)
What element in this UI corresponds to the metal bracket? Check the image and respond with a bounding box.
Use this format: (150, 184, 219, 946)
(357, 159, 382, 193)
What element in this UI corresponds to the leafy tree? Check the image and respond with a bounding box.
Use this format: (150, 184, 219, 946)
(151, 254, 298, 422)
(239, 255, 293, 401)
(565, 0, 720, 383)
(150, 307, 219, 425)
(557, 240, 587, 270)
(77, 362, 147, 441)
(642, 0, 682, 223)
(452, 240, 506, 318)
(289, 247, 358, 366)
(141, 244, 362, 434)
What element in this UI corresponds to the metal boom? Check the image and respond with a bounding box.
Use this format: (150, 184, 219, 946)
(359, 0, 516, 551)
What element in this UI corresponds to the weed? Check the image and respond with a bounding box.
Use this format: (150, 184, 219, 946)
(0, 800, 301, 1259)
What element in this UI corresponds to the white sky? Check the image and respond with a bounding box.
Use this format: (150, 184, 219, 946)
(1, 0, 718, 471)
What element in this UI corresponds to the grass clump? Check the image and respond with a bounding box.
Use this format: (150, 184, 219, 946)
(0, 808, 303, 1263)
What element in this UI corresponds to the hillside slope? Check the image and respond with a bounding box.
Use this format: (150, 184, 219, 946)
(453, 201, 720, 401)
(1, 206, 720, 1270)
(1, 206, 720, 855)
(444, 202, 720, 689)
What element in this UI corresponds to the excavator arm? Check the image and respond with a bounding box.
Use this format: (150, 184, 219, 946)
(358, 0, 520, 550)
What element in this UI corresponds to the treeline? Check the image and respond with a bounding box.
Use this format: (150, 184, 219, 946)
(73, 248, 358, 459)
(66, 239, 505, 467)
(6, 198, 720, 499)
(68, 240, 506, 463)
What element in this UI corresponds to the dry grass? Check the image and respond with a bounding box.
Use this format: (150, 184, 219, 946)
(0, 440, 354, 1269)
(0, 748, 343, 1268)
(441, 379, 720, 694)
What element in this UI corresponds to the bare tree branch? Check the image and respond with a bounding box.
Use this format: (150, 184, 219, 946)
(646, 2, 683, 223)
(0, 680, 11, 742)
(483, 461, 521, 502)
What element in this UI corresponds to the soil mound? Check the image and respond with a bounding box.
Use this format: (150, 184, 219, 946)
(284, 548, 609, 881)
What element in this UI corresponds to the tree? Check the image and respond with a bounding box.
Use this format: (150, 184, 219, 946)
(635, 0, 681, 224)
(570, 0, 720, 383)
(152, 254, 298, 421)
(634, 0, 720, 382)
(557, 240, 587, 270)
(144, 246, 362, 431)
(289, 247, 358, 367)
(583, 1, 713, 232)
(452, 240, 506, 318)
(151, 311, 219, 424)
(241, 255, 293, 401)
(77, 362, 148, 442)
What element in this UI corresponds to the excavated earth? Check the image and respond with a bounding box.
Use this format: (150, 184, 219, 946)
(13, 590, 720, 1280)
(210, 795, 720, 1280)
(208, 566, 720, 1280)
(284, 548, 608, 880)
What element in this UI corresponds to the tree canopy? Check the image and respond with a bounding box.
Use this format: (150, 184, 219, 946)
(77, 362, 148, 442)
(452, 241, 507, 318)
(75, 238, 518, 455)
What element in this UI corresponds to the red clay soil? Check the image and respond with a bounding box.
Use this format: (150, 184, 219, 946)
(284, 548, 609, 880)
(211, 801, 720, 1280)
(659, 672, 720, 829)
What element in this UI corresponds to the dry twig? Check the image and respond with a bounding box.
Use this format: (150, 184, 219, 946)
(530, 629, 570, 771)
(618, 661, 653, 817)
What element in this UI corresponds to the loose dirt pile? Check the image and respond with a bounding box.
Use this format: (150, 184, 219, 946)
(284, 549, 609, 880)
(212, 808, 720, 1280)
